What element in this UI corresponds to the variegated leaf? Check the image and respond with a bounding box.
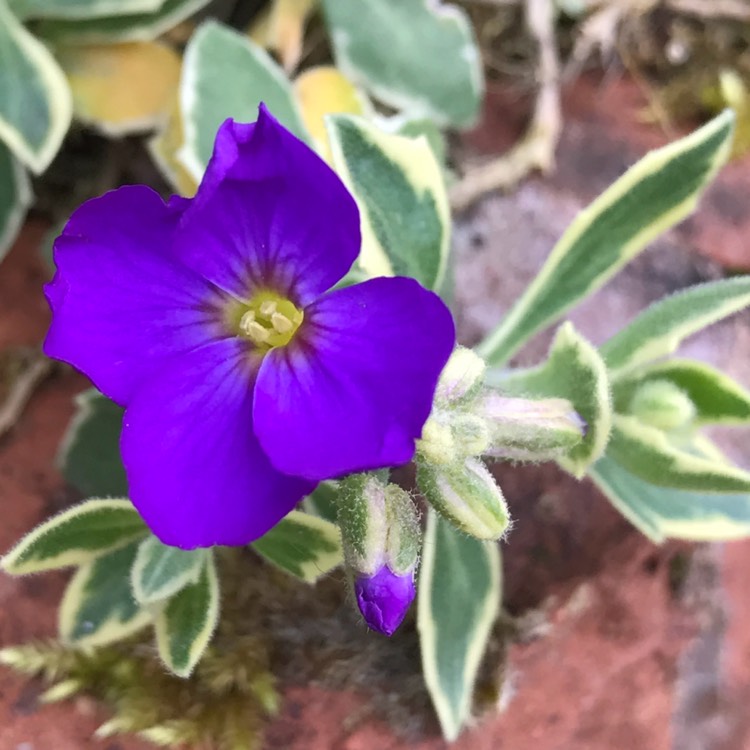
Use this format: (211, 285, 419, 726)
(327, 114, 450, 291)
(0, 141, 31, 263)
(418, 510, 501, 741)
(601, 277, 750, 378)
(2, 499, 147, 575)
(155, 553, 219, 677)
(477, 111, 736, 365)
(131, 535, 207, 604)
(36, 0, 212, 44)
(0, 0, 72, 173)
(590, 455, 750, 543)
(179, 20, 309, 181)
(322, 0, 482, 127)
(607, 414, 750, 493)
(58, 389, 127, 498)
(613, 358, 750, 426)
(251, 510, 343, 583)
(59, 539, 151, 647)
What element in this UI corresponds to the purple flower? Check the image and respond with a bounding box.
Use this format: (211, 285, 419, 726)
(355, 566, 416, 636)
(44, 106, 455, 549)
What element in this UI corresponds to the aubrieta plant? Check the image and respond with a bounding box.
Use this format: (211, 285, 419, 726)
(3, 3, 750, 748)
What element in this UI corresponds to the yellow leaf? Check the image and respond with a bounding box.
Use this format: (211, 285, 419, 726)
(57, 41, 181, 137)
(294, 66, 367, 161)
(247, 0, 316, 72)
(147, 99, 198, 197)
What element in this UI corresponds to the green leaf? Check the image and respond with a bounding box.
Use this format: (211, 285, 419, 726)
(2, 499, 148, 575)
(590, 455, 750, 543)
(0, 140, 31, 263)
(36, 0, 212, 44)
(614, 358, 750, 426)
(179, 20, 309, 181)
(131, 535, 207, 605)
(155, 553, 219, 678)
(59, 539, 151, 647)
(58, 389, 127, 498)
(9, 0, 163, 20)
(326, 114, 450, 291)
(0, 0, 72, 173)
(302, 481, 339, 522)
(489, 322, 612, 477)
(601, 278, 750, 378)
(417, 510, 501, 742)
(396, 117, 448, 167)
(476, 111, 736, 366)
(322, 0, 483, 128)
(251, 510, 343, 584)
(607, 414, 750, 493)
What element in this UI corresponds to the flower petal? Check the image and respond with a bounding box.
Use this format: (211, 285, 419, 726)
(253, 277, 455, 480)
(173, 105, 360, 305)
(44, 185, 223, 405)
(121, 339, 314, 548)
(355, 566, 416, 637)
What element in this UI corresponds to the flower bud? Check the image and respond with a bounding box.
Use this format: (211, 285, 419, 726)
(478, 393, 586, 461)
(418, 417, 457, 465)
(417, 457, 510, 540)
(628, 379, 696, 432)
(354, 566, 416, 637)
(337, 474, 388, 576)
(338, 475, 421, 635)
(434, 346, 486, 405)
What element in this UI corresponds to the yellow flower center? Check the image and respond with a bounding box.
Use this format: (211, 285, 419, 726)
(236, 291, 304, 350)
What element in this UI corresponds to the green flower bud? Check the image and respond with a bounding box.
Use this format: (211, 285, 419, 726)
(337, 474, 421, 576)
(478, 393, 586, 461)
(629, 379, 696, 432)
(418, 411, 491, 465)
(337, 474, 388, 575)
(384, 484, 421, 576)
(418, 417, 457, 465)
(417, 457, 510, 540)
(434, 346, 486, 405)
(338, 475, 421, 636)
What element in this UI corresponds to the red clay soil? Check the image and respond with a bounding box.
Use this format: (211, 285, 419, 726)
(2, 73, 750, 750)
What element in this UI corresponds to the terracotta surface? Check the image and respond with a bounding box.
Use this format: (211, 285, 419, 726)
(1, 72, 750, 750)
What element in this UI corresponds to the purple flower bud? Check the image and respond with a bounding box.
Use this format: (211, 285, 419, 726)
(354, 565, 416, 637)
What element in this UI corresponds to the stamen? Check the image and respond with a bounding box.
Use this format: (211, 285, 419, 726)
(259, 300, 278, 317)
(245, 320, 271, 343)
(238, 310, 256, 334)
(271, 312, 294, 333)
(234, 291, 304, 350)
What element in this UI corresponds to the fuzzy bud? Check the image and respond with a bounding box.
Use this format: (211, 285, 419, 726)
(354, 566, 416, 637)
(629, 379, 696, 432)
(338, 475, 421, 635)
(418, 417, 457, 465)
(417, 456, 510, 540)
(434, 346, 486, 405)
(478, 393, 587, 461)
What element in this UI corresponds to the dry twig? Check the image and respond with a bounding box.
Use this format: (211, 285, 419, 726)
(450, 0, 562, 211)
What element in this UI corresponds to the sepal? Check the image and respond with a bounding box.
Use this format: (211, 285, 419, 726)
(416, 457, 510, 541)
(479, 393, 586, 461)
